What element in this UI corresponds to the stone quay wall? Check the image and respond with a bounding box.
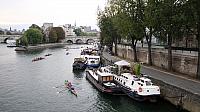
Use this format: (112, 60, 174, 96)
(151, 78, 200, 112)
(101, 53, 200, 112)
(114, 44, 198, 78)
(15, 43, 68, 51)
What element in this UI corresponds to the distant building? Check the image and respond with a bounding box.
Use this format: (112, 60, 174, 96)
(79, 26, 98, 35)
(42, 23, 53, 42)
(60, 24, 76, 37)
(80, 26, 91, 33)
(0, 27, 23, 35)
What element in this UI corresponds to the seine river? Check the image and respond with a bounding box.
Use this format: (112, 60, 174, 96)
(0, 44, 186, 112)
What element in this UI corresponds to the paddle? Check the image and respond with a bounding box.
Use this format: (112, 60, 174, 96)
(57, 88, 68, 94)
(53, 85, 64, 88)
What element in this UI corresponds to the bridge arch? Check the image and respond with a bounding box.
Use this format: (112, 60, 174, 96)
(4, 38, 9, 43)
(86, 39, 95, 44)
(76, 39, 83, 44)
(66, 40, 73, 44)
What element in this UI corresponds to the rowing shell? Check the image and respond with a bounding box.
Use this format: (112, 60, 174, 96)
(65, 83, 77, 96)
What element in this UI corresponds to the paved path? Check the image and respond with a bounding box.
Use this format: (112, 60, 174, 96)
(102, 51, 200, 96)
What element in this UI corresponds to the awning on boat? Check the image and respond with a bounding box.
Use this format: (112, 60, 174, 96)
(114, 60, 130, 66)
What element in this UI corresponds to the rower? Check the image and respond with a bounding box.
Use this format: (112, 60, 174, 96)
(68, 82, 72, 87)
(64, 80, 68, 85)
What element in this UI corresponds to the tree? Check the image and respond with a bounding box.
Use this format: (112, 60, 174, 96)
(98, 9, 117, 54)
(49, 29, 58, 43)
(195, 0, 200, 79)
(29, 24, 46, 42)
(151, 0, 186, 71)
(52, 27, 65, 42)
(17, 36, 28, 46)
(29, 24, 42, 31)
(144, 0, 162, 65)
(73, 28, 82, 36)
(24, 28, 43, 45)
(113, 0, 145, 61)
(184, 0, 200, 78)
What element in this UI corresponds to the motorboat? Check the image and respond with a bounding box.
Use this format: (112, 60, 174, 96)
(84, 55, 101, 68)
(111, 60, 160, 102)
(85, 67, 123, 95)
(72, 58, 86, 70)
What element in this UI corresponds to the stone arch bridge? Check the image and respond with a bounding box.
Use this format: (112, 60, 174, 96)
(0, 35, 100, 44)
(64, 36, 100, 44)
(0, 35, 22, 43)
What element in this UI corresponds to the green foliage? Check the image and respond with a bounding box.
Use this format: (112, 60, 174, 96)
(24, 28, 43, 45)
(29, 24, 46, 43)
(134, 63, 141, 76)
(98, 0, 200, 76)
(52, 27, 65, 42)
(49, 29, 58, 43)
(73, 28, 82, 36)
(29, 24, 42, 31)
(17, 36, 28, 46)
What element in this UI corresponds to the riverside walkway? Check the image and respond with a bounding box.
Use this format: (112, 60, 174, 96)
(102, 51, 200, 96)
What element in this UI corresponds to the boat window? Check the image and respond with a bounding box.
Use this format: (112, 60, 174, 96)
(110, 76, 113, 81)
(103, 77, 107, 81)
(131, 81, 134, 85)
(123, 82, 125, 85)
(141, 80, 144, 83)
(106, 76, 110, 81)
(145, 81, 152, 86)
(121, 66, 132, 73)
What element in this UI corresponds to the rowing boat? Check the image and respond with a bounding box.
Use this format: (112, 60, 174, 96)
(67, 86, 77, 96)
(64, 81, 77, 96)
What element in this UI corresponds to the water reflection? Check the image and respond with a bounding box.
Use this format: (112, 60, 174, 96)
(73, 70, 85, 79)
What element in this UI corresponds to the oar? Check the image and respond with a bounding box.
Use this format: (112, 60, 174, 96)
(57, 88, 68, 94)
(53, 85, 64, 88)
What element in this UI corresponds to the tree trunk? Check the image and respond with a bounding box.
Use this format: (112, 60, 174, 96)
(132, 37, 138, 62)
(147, 37, 152, 66)
(197, 23, 200, 79)
(146, 28, 153, 66)
(168, 34, 173, 71)
(196, 1, 200, 79)
(185, 37, 188, 48)
(114, 36, 118, 56)
(141, 40, 144, 48)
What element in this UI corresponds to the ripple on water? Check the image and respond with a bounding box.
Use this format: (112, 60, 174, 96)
(0, 44, 187, 112)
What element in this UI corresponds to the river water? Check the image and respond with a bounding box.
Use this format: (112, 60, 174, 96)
(0, 44, 186, 112)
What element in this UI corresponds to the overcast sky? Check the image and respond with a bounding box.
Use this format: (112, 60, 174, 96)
(0, 0, 106, 30)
